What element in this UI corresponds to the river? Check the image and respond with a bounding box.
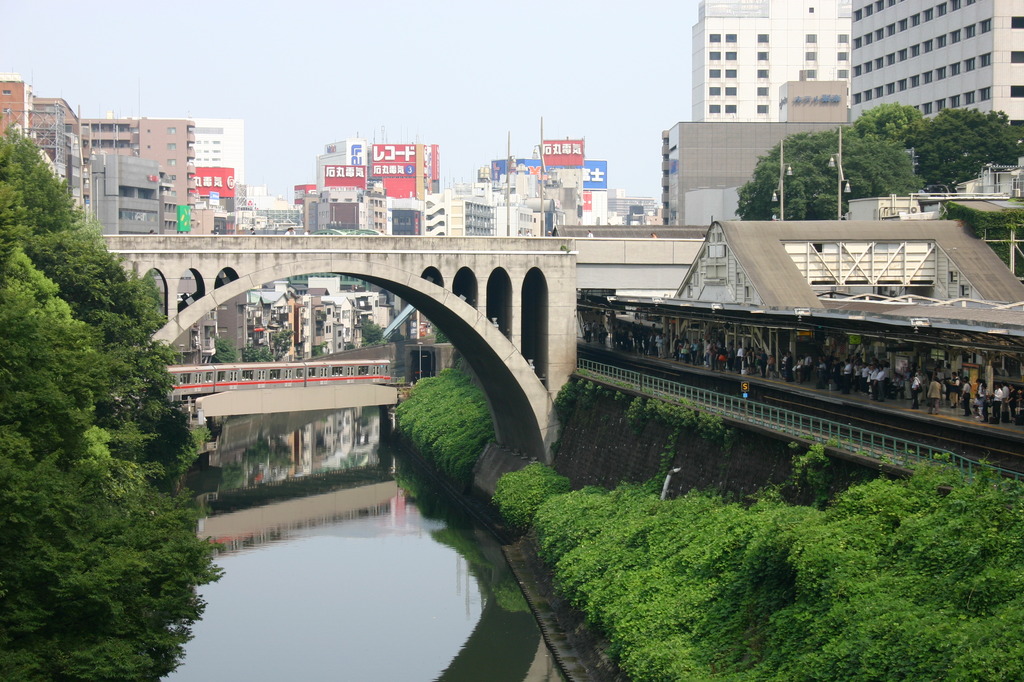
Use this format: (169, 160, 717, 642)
(166, 406, 562, 682)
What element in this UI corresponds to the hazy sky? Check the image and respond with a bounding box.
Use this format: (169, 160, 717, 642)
(4, 1, 699, 199)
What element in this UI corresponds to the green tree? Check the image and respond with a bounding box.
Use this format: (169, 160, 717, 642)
(361, 320, 385, 347)
(737, 129, 920, 220)
(242, 344, 274, 362)
(270, 328, 293, 359)
(851, 102, 923, 146)
(0, 130, 219, 678)
(906, 108, 1024, 187)
(212, 336, 239, 363)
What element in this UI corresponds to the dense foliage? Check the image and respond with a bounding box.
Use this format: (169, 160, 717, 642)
(737, 104, 1024, 220)
(534, 466, 1024, 681)
(394, 368, 495, 487)
(493, 463, 571, 531)
(945, 201, 1024, 278)
(0, 131, 219, 679)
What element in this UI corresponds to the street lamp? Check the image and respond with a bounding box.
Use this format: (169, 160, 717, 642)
(828, 127, 852, 220)
(773, 138, 793, 220)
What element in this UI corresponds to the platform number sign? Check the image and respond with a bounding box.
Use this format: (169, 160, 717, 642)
(741, 381, 750, 399)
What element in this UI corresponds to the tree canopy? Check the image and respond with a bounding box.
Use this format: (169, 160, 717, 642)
(737, 128, 921, 221)
(905, 108, 1024, 187)
(0, 130, 218, 679)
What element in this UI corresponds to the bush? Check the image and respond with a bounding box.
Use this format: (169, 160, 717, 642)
(493, 463, 571, 531)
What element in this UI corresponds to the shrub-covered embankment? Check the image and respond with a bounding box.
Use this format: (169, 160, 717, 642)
(394, 368, 495, 489)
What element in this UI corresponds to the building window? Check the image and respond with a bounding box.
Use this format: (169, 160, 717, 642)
(725, 104, 737, 113)
(1012, 86, 1024, 98)
(950, 94, 961, 107)
(726, 69, 738, 78)
(887, 23, 896, 36)
(853, 93, 863, 104)
(710, 51, 721, 60)
(875, 86, 884, 98)
(709, 69, 722, 78)
(980, 87, 991, 100)
(806, 34, 817, 43)
(1013, 17, 1024, 28)
(805, 70, 817, 79)
(965, 90, 976, 104)
(936, 66, 947, 79)
(911, 44, 921, 57)
(726, 51, 737, 60)
(864, 90, 873, 101)
(923, 39, 933, 53)
(865, 62, 873, 73)
(899, 18, 908, 31)
(937, 2, 947, 16)
(937, 34, 947, 48)
(756, 69, 767, 78)
(758, 33, 769, 43)
(709, 105, 721, 114)
(166, 127, 176, 134)
(936, 98, 946, 110)
(887, 53, 896, 65)
(854, 36, 863, 49)
(898, 78, 908, 90)
(710, 33, 721, 42)
(757, 86, 769, 96)
(1013, 52, 1024, 63)
(838, 69, 849, 78)
(887, 83, 896, 94)
(911, 74, 921, 87)
(854, 64, 863, 76)
(167, 143, 177, 150)
(726, 33, 737, 42)
(981, 53, 992, 67)
(839, 51, 849, 61)
(950, 62, 961, 75)
(966, 23, 976, 37)
(924, 8, 934, 20)
(725, 86, 737, 96)
(950, 29, 961, 42)
(981, 18, 991, 32)
(911, 13, 921, 26)
(709, 86, 721, 96)
(951, 0, 960, 8)
(758, 51, 769, 60)
(965, 57, 975, 71)
(806, 52, 817, 61)
(757, 104, 769, 114)
(923, 70, 934, 84)
(875, 57, 884, 69)
(167, 159, 176, 166)
(922, 102, 933, 114)
(899, 48, 908, 60)
(839, 33, 849, 43)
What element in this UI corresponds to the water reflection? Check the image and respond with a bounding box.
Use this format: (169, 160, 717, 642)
(171, 408, 562, 681)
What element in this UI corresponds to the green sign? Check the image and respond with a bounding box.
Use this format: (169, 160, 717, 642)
(176, 205, 191, 232)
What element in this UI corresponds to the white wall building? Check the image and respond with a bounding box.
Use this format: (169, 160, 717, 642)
(192, 118, 245, 183)
(849, 0, 1024, 125)
(692, 0, 853, 122)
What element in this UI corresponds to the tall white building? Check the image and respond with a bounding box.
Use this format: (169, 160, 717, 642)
(692, 0, 853, 122)
(192, 118, 245, 183)
(849, 0, 1024, 125)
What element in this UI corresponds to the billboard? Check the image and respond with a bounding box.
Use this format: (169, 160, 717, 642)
(542, 139, 584, 167)
(194, 167, 236, 198)
(323, 164, 367, 189)
(491, 158, 607, 189)
(382, 176, 419, 199)
(371, 144, 418, 177)
(294, 183, 316, 205)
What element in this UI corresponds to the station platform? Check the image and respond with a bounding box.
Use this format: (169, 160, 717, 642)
(578, 343, 1024, 472)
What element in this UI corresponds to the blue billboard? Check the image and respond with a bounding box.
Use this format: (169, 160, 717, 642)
(490, 158, 607, 190)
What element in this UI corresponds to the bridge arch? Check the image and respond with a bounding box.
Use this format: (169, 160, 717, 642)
(452, 267, 478, 308)
(486, 267, 513, 339)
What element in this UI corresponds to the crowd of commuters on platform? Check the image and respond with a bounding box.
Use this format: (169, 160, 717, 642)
(597, 319, 1022, 427)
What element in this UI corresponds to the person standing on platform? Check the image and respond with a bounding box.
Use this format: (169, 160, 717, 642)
(910, 372, 923, 409)
(949, 372, 961, 410)
(993, 383, 1005, 424)
(927, 374, 943, 415)
(962, 377, 973, 417)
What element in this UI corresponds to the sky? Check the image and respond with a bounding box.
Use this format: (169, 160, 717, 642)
(3, 0, 699, 200)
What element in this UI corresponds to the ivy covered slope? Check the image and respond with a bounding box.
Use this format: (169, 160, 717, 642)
(530, 465, 1024, 682)
(0, 131, 219, 680)
(394, 368, 495, 488)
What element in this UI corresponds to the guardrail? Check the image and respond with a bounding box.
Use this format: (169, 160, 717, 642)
(577, 359, 1022, 482)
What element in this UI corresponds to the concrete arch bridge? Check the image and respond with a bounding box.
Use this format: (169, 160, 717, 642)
(104, 235, 579, 463)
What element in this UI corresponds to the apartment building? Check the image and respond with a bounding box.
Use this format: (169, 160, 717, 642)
(849, 0, 1024, 124)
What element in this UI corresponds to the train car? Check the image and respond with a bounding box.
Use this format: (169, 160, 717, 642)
(169, 358, 392, 399)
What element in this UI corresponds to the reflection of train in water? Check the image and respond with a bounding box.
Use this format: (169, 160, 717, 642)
(169, 358, 392, 399)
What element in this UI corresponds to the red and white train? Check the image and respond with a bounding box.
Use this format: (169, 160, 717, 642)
(169, 358, 392, 399)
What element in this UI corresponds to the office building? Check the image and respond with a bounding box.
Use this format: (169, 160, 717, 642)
(192, 118, 245, 183)
(849, 0, 1024, 125)
(692, 0, 853, 122)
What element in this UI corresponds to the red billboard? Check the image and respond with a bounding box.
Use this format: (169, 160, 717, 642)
(371, 144, 418, 177)
(382, 176, 419, 199)
(542, 139, 585, 167)
(195, 167, 236, 198)
(294, 184, 316, 205)
(323, 164, 367, 189)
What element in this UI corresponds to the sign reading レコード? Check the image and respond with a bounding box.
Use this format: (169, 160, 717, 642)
(371, 144, 418, 177)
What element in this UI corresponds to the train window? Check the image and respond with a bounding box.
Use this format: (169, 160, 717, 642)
(216, 371, 227, 382)
(242, 370, 254, 381)
(180, 373, 192, 385)
(319, 367, 328, 378)
(295, 368, 304, 378)
(269, 369, 281, 380)
(358, 365, 369, 376)
(333, 365, 345, 377)
(204, 372, 214, 383)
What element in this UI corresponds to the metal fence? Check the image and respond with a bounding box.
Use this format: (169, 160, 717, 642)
(577, 359, 1022, 482)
